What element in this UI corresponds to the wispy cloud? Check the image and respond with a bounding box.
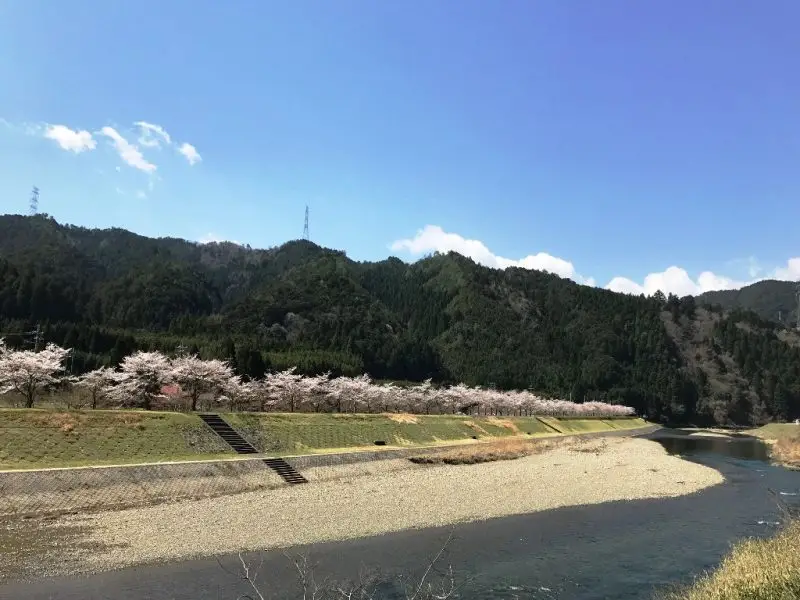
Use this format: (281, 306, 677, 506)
(391, 224, 800, 297)
(43, 124, 96, 153)
(178, 142, 202, 166)
(99, 126, 157, 173)
(134, 121, 172, 148)
(2, 118, 201, 172)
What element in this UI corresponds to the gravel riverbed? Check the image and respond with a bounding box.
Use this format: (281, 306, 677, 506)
(42, 437, 724, 575)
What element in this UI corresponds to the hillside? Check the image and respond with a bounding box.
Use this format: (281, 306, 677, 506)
(0, 213, 799, 426)
(698, 280, 798, 325)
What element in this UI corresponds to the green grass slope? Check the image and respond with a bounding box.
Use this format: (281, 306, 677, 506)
(225, 413, 645, 455)
(0, 410, 648, 469)
(0, 409, 234, 470)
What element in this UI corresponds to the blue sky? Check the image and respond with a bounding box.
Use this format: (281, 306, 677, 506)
(1, 1, 799, 296)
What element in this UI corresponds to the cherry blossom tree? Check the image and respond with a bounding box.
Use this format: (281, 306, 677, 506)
(171, 355, 235, 411)
(347, 374, 377, 412)
(0, 340, 70, 408)
(72, 367, 116, 409)
(221, 377, 268, 412)
(264, 367, 327, 412)
(300, 373, 332, 412)
(106, 351, 173, 410)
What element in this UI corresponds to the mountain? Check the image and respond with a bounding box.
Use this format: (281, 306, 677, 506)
(1, 213, 799, 426)
(698, 280, 799, 326)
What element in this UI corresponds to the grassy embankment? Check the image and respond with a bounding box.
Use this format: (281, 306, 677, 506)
(747, 423, 800, 468)
(0, 408, 647, 470)
(0, 409, 232, 470)
(665, 521, 800, 600)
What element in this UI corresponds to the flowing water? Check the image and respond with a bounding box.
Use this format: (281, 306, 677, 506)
(3, 430, 800, 600)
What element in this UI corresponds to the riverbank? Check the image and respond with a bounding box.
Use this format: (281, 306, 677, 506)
(9, 436, 722, 579)
(0, 408, 646, 470)
(747, 423, 800, 469)
(665, 520, 800, 600)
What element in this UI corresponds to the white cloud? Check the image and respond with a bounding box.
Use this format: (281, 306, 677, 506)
(390, 225, 593, 284)
(606, 268, 749, 297)
(199, 232, 240, 245)
(135, 190, 147, 199)
(392, 224, 800, 297)
(772, 258, 800, 281)
(43, 124, 96, 153)
(607, 258, 800, 297)
(99, 126, 157, 173)
(178, 142, 201, 166)
(133, 121, 202, 168)
(135, 121, 172, 148)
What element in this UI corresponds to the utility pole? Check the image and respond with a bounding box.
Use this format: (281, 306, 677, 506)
(302, 205, 310, 241)
(24, 324, 42, 351)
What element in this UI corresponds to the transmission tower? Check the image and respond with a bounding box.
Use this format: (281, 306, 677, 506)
(796, 283, 800, 331)
(303, 205, 310, 241)
(29, 186, 39, 215)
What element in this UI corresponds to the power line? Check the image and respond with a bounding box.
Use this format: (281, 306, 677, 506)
(22, 324, 42, 351)
(0, 324, 43, 349)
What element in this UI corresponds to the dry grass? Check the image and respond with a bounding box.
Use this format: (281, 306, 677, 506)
(464, 420, 490, 436)
(485, 417, 522, 434)
(386, 413, 419, 424)
(771, 436, 800, 468)
(749, 423, 800, 442)
(664, 521, 800, 600)
(409, 437, 554, 465)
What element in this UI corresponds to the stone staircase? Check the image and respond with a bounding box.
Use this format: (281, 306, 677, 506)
(199, 413, 307, 484)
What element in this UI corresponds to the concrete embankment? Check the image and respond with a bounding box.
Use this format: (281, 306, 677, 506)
(0, 421, 657, 517)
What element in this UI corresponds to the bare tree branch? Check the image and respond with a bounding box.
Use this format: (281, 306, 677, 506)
(228, 530, 470, 600)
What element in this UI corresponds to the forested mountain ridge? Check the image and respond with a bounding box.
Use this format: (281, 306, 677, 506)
(1, 213, 799, 425)
(698, 280, 799, 325)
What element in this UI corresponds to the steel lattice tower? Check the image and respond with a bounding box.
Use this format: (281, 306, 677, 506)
(30, 186, 39, 215)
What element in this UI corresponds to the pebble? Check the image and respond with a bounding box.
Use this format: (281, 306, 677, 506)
(58, 438, 724, 574)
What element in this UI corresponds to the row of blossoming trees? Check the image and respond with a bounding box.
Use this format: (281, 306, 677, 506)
(0, 340, 635, 417)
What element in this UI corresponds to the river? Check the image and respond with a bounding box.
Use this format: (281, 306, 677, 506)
(1, 431, 798, 600)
